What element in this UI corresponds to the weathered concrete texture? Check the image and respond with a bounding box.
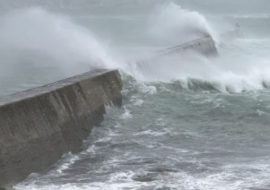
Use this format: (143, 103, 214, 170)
(0, 69, 122, 187)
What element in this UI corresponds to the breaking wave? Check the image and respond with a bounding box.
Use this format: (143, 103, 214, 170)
(147, 2, 218, 45)
(0, 7, 117, 95)
(1, 4, 270, 95)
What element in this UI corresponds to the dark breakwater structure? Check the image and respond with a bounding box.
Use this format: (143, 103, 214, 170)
(0, 69, 122, 188)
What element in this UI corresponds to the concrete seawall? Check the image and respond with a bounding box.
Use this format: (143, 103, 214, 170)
(0, 69, 122, 187)
(160, 35, 218, 57)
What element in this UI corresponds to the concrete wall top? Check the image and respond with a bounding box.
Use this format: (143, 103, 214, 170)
(0, 69, 117, 106)
(0, 69, 122, 187)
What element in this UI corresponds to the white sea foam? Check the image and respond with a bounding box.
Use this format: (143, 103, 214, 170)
(137, 84, 157, 95)
(1, 5, 270, 94)
(132, 98, 144, 106)
(15, 159, 270, 190)
(110, 3, 270, 93)
(54, 153, 80, 174)
(134, 129, 168, 137)
(126, 41, 270, 93)
(9, 2, 270, 190)
(120, 107, 133, 119)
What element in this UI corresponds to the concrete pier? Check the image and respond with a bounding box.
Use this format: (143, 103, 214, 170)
(0, 69, 122, 187)
(160, 34, 218, 56)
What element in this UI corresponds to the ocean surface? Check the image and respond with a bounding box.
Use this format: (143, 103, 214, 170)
(0, 0, 270, 189)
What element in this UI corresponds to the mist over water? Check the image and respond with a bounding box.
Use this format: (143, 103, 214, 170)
(0, 0, 270, 190)
(0, 1, 270, 93)
(147, 3, 217, 44)
(0, 7, 116, 96)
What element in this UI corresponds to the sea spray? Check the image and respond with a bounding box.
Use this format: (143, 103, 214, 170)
(147, 2, 219, 45)
(1, 5, 270, 95)
(127, 41, 270, 93)
(0, 7, 117, 96)
(119, 2, 270, 92)
(11, 1, 270, 190)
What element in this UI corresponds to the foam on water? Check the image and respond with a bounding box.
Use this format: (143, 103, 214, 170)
(110, 3, 270, 93)
(120, 107, 133, 120)
(15, 157, 270, 190)
(4, 1, 270, 190)
(126, 40, 270, 93)
(14, 84, 270, 189)
(1, 4, 270, 94)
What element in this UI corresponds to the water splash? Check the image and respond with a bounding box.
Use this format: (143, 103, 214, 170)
(0, 7, 117, 96)
(147, 2, 218, 45)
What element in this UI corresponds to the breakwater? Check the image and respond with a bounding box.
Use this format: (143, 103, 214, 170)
(0, 69, 122, 188)
(160, 34, 218, 56)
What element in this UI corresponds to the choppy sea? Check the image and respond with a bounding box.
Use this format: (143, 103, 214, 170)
(0, 0, 270, 189)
